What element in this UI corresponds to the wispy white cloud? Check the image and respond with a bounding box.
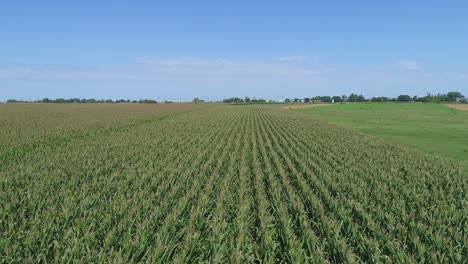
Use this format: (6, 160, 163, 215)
(278, 55, 308, 62)
(456, 73, 468, 79)
(1, 57, 467, 100)
(0, 57, 327, 82)
(396, 60, 422, 71)
(0, 65, 145, 81)
(131, 57, 326, 78)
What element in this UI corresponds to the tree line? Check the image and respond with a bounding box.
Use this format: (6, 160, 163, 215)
(222, 97, 268, 103)
(220, 91, 466, 104)
(4, 91, 466, 104)
(4, 98, 164, 104)
(302, 92, 465, 103)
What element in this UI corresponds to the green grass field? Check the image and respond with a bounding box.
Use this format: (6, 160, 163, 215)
(300, 103, 468, 163)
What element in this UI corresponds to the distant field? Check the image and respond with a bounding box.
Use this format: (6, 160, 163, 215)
(280, 104, 332, 110)
(0, 103, 207, 149)
(300, 103, 468, 163)
(1, 104, 467, 262)
(446, 103, 468, 111)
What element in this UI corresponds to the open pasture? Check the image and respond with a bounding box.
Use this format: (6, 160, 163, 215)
(301, 103, 468, 162)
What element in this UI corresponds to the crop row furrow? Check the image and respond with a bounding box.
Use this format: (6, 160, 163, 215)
(151, 111, 244, 261)
(268, 111, 461, 261)
(252, 108, 309, 262)
(230, 111, 265, 263)
(256, 110, 358, 263)
(205, 110, 248, 262)
(173, 110, 250, 262)
(265, 111, 413, 262)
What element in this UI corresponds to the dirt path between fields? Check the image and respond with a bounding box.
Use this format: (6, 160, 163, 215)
(445, 104, 468, 111)
(280, 104, 334, 110)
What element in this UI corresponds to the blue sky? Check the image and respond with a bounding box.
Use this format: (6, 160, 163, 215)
(1, 1, 468, 101)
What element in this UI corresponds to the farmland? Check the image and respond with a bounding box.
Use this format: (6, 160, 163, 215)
(300, 103, 468, 163)
(1, 103, 467, 263)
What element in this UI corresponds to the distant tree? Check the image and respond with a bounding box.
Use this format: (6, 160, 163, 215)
(332, 96, 342, 103)
(447, 91, 463, 101)
(304, 98, 310, 103)
(371, 97, 390, 102)
(415, 95, 428, 102)
(6, 99, 18, 103)
(223, 97, 244, 103)
(348, 93, 365, 102)
(285, 98, 291, 103)
(192, 98, 204, 103)
(139, 99, 157, 104)
(293, 98, 301, 102)
(418, 93, 443, 103)
(244, 97, 251, 103)
(251, 98, 266, 103)
(397, 95, 412, 102)
(311, 96, 333, 103)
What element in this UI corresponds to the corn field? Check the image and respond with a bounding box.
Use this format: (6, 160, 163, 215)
(1, 104, 467, 263)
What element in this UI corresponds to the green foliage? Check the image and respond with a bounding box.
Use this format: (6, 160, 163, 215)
(223, 97, 245, 103)
(312, 96, 332, 102)
(332, 96, 343, 102)
(447, 91, 463, 101)
(1, 104, 466, 262)
(371, 96, 392, 102)
(414, 92, 465, 103)
(397, 95, 412, 102)
(138, 99, 157, 104)
(192, 97, 205, 103)
(223, 97, 269, 104)
(347, 93, 366, 102)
